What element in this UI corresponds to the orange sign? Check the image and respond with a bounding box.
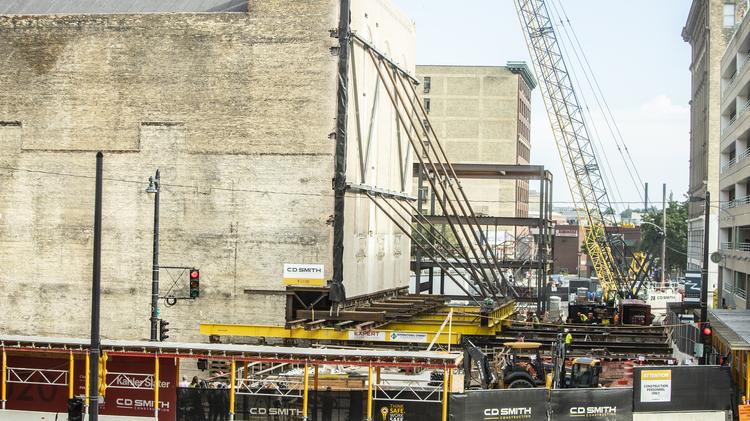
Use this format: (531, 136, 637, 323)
(739, 404, 750, 421)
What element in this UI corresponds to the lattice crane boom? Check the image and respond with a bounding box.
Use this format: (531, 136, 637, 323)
(514, 0, 628, 299)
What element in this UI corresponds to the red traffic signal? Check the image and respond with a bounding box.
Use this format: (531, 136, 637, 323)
(703, 327, 712, 336)
(189, 268, 200, 298)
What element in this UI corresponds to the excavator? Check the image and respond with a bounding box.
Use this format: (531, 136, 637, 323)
(462, 339, 601, 389)
(514, 0, 656, 322)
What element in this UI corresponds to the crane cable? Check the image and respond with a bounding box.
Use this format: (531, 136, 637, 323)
(545, 3, 626, 213)
(548, 0, 646, 204)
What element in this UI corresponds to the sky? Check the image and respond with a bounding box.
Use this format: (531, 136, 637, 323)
(392, 0, 692, 211)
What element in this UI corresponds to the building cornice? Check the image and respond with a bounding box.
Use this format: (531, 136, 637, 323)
(683, 0, 705, 42)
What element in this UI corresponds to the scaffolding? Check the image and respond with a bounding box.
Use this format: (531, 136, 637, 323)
(0, 334, 461, 420)
(412, 163, 554, 311)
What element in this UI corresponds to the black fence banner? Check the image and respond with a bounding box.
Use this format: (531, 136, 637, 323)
(177, 388, 440, 421)
(549, 388, 632, 421)
(633, 365, 732, 412)
(449, 388, 548, 421)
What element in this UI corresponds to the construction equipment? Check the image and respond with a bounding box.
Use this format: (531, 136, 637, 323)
(514, 0, 652, 309)
(463, 340, 499, 390)
(500, 342, 548, 388)
(550, 332, 601, 388)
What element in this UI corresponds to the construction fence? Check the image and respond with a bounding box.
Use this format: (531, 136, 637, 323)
(450, 366, 733, 421)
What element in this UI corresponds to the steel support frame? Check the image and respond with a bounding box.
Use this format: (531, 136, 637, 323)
(415, 164, 554, 308)
(352, 35, 516, 301)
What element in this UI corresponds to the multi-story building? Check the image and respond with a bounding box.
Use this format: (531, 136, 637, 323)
(415, 63, 536, 249)
(719, 3, 750, 309)
(683, 0, 746, 296)
(0, 0, 416, 341)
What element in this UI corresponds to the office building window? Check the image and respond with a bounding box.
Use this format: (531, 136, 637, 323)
(725, 3, 736, 27)
(424, 98, 431, 114)
(423, 76, 431, 93)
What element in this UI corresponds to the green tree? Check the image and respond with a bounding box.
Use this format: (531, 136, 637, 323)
(640, 199, 688, 276)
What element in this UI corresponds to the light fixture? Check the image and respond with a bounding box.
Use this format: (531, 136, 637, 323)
(145, 176, 158, 193)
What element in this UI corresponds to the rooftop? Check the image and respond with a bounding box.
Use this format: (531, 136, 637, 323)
(0, 0, 248, 14)
(709, 309, 750, 350)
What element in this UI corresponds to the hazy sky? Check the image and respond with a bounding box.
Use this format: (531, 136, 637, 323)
(392, 0, 691, 210)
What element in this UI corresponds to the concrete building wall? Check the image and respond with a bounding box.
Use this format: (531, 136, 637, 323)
(683, 0, 745, 292)
(414, 65, 533, 251)
(0, 0, 415, 341)
(718, 1, 750, 309)
(344, 0, 416, 296)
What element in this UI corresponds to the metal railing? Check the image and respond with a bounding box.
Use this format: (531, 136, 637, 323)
(724, 278, 735, 293)
(722, 195, 750, 209)
(721, 146, 750, 172)
(737, 285, 747, 300)
(721, 242, 750, 251)
(723, 55, 750, 94)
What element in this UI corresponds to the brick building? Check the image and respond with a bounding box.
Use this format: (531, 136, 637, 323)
(0, 0, 416, 341)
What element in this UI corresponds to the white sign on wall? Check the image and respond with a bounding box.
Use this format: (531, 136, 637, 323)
(283, 264, 325, 286)
(640, 369, 672, 402)
(348, 331, 387, 341)
(389, 332, 428, 343)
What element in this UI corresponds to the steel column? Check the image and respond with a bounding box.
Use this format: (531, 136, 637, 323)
(332, 0, 352, 286)
(303, 363, 310, 421)
(89, 152, 103, 421)
(367, 366, 373, 421)
(69, 352, 75, 399)
(1, 349, 6, 410)
(154, 355, 159, 420)
(230, 360, 236, 420)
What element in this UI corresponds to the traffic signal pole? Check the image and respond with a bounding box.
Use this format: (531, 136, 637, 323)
(148, 170, 161, 342)
(89, 152, 104, 420)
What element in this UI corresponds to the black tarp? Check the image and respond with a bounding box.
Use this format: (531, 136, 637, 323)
(449, 388, 548, 421)
(549, 388, 632, 421)
(632, 365, 732, 412)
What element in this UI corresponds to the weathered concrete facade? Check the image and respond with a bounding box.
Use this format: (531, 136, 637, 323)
(683, 0, 745, 293)
(0, 0, 415, 341)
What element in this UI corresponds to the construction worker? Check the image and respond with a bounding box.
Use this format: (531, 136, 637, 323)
(577, 312, 588, 323)
(565, 328, 573, 353)
(613, 312, 620, 325)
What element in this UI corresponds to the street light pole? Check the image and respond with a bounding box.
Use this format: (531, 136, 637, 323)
(700, 191, 710, 335)
(147, 170, 160, 342)
(661, 183, 667, 287)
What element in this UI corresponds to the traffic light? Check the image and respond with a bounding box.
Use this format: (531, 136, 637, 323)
(701, 322, 713, 346)
(98, 353, 108, 397)
(189, 268, 200, 298)
(68, 397, 84, 421)
(159, 319, 170, 342)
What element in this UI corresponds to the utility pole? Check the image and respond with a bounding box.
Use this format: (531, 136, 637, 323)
(661, 183, 667, 287)
(89, 152, 104, 420)
(644, 182, 649, 210)
(146, 170, 161, 341)
(700, 191, 710, 365)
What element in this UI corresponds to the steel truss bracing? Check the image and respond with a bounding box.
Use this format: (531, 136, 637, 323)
(348, 32, 520, 302)
(373, 377, 444, 403)
(515, 0, 631, 299)
(6, 367, 68, 386)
